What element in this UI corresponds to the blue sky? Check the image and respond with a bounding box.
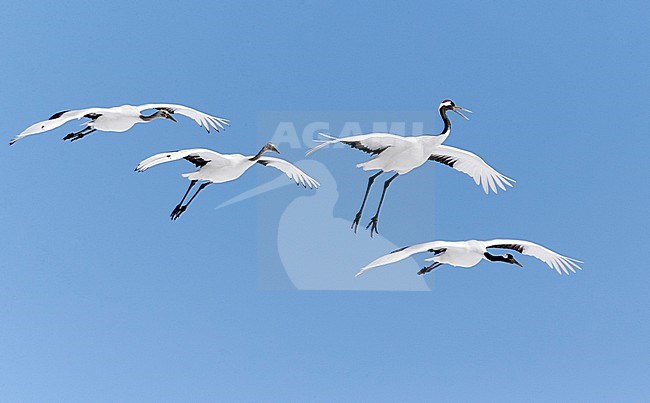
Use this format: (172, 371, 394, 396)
(1, 1, 649, 401)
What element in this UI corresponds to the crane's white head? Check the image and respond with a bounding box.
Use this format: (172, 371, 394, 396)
(250, 142, 281, 162)
(438, 99, 472, 120)
(263, 142, 280, 154)
(504, 253, 523, 267)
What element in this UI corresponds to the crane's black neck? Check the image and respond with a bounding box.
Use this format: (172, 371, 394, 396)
(439, 107, 451, 136)
(249, 146, 268, 162)
(140, 111, 163, 121)
(484, 252, 510, 263)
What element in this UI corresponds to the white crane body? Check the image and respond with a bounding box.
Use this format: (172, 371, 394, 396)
(357, 239, 583, 277)
(136, 143, 319, 220)
(10, 103, 229, 144)
(306, 99, 512, 235)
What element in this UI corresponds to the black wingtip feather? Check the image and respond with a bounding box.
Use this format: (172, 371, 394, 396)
(49, 110, 70, 120)
(487, 244, 525, 253)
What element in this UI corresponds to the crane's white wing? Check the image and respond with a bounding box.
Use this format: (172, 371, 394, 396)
(306, 132, 411, 156)
(429, 145, 515, 194)
(10, 107, 106, 144)
(137, 104, 229, 132)
(135, 149, 228, 172)
(356, 241, 452, 277)
(485, 239, 583, 275)
(256, 157, 320, 189)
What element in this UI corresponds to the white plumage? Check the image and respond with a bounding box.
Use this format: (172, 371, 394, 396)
(10, 103, 229, 144)
(306, 99, 514, 236)
(309, 133, 514, 193)
(136, 143, 320, 220)
(357, 239, 583, 277)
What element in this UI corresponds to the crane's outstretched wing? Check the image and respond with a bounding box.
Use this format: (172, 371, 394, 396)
(306, 132, 411, 156)
(429, 145, 515, 194)
(137, 104, 229, 133)
(135, 149, 228, 172)
(256, 157, 320, 189)
(485, 239, 583, 275)
(10, 107, 105, 144)
(356, 241, 452, 277)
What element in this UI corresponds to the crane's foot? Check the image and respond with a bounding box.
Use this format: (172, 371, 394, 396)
(365, 216, 379, 237)
(418, 263, 441, 275)
(351, 212, 362, 233)
(63, 132, 87, 142)
(170, 204, 187, 220)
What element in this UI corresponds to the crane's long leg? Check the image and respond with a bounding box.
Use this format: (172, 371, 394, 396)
(63, 127, 96, 141)
(171, 182, 210, 221)
(351, 171, 382, 233)
(417, 262, 442, 275)
(170, 180, 197, 219)
(365, 173, 398, 237)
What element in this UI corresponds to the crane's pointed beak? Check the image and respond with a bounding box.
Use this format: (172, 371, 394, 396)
(452, 106, 472, 120)
(168, 115, 177, 122)
(270, 145, 281, 154)
(513, 258, 523, 267)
